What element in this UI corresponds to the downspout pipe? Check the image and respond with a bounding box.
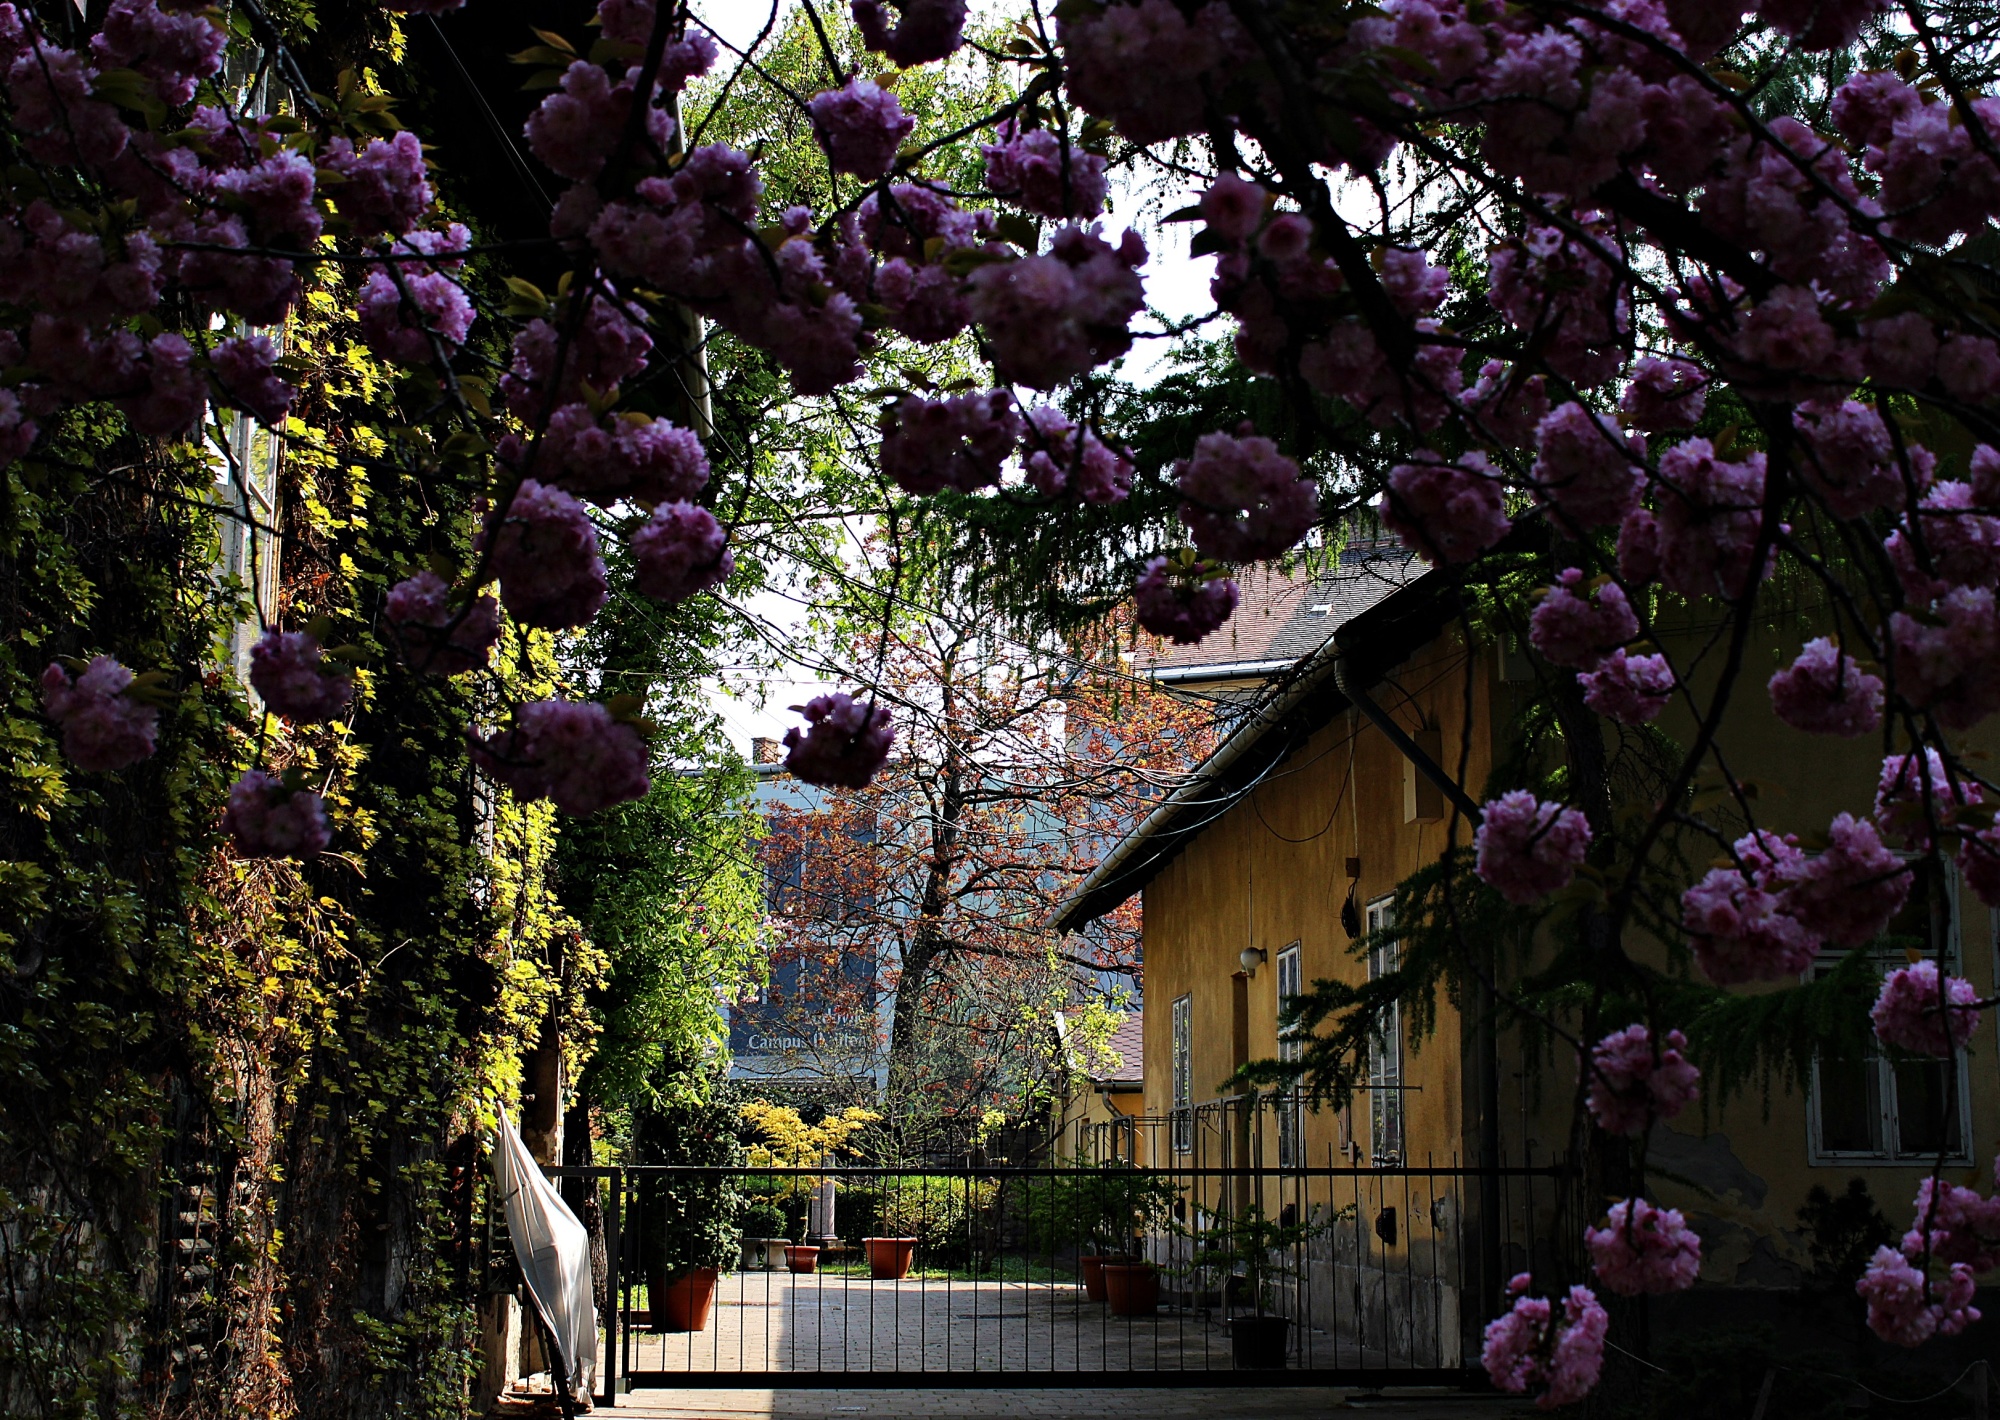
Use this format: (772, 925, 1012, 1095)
(1332, 653, 1485, 826)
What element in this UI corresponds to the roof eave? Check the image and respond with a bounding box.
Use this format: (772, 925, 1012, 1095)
(1050, 561, 1464, 934)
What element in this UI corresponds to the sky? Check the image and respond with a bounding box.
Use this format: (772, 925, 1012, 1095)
(686, 0, 1213, 758)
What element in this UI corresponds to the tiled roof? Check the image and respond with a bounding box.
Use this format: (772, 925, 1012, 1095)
(1092, 1012, 1144, 1085)
(1135, 538, 1421, 678)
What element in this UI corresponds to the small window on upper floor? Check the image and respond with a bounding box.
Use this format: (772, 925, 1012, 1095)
(1809, 858, 1973, 1166)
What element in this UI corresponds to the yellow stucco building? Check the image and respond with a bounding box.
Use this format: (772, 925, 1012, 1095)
(1057, 543, 1999, 1364)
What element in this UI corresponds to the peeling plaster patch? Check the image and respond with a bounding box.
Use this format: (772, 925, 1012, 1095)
(1649, 1123, 1768, 1209)
(1690, 1213, 1756, 1284)
(1739, 1231, 1805, 1287)
(1684, 1213, 1807, 1287)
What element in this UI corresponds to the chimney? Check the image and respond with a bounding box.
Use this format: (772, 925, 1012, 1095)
(751, 736, 783, 765)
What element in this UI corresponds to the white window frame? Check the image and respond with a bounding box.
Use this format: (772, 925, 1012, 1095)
(1365, 898, 1404, 1166)
(1171, 993, 1193, 1155)
(1807, 861, 1973, 1167)
(1275, 942, 1304, 1168)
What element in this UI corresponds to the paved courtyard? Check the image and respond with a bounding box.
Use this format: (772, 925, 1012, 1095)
(615, 1271, 1380, 1377)
(614, 1386, 1533, 1419)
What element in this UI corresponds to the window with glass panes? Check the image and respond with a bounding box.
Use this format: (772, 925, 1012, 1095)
(1809, 858, 1973, 1165)
(1172, 993, 1193, 1154)
(1276, 942, 1303, 1167)
(1365, 898, 1403, 1165)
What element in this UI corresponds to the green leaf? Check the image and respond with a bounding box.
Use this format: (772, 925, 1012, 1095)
(508, 44, 577, 67)
(992, 212, 1042, 250)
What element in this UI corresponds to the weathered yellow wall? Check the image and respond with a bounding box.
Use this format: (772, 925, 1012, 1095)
(1142, 632, 1495, 1173)
(1137, 609, 2000, 1287)
(1631, 619, 2000, 1286)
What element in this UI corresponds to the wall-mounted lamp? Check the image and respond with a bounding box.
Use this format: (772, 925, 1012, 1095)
(1238, 945, 1268, 975)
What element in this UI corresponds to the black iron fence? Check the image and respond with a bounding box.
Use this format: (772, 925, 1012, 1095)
(517, 1147, 1578, 1398)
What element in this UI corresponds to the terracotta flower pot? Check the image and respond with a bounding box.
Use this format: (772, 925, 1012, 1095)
(658, 1266, 719, 1332)
(863, 1236, 917, 1280)
(1102, 1260, 1158, 1317)
(786, 1245, 820, 1274)
(1080, 1254, 1112, 1302)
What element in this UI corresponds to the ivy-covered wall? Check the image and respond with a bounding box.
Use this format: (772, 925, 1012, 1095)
(0, 68, 579, 1420)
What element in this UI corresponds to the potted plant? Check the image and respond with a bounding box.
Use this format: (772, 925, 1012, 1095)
(785, 1241, 820, 1273)
(1083, 1164, 1177, 1305)
(635, 1086, 743, 1333)
(740, 1198, 789, 1271)
(862, 1234, 918, 1279)
(1180, 1204, 1334, 1369)
(1102, 1257, 1161, 1316)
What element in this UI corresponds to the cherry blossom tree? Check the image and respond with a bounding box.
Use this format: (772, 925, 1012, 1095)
(12, 0, 2000, 1399)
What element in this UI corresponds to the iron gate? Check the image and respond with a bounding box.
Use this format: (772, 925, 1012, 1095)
(518, 1150, 1578, 1399)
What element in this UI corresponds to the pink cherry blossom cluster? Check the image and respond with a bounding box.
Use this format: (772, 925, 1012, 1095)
(472, 699, 651, 817)
(1464, 360, 1550, 447)
(1528, 404, 1645, 533)
(1530, 570, 1638, 670)
(879, 391, 1024, 496)
(1479, 1275, 1607, 1410)
(477, 480, 610, 631)
(1640, 438, 1772, 601)
(1681, 815, 1912, 984)
(1902, 1166, 2000, 1275)
(1055, 0, 1252, 147)
(632, 502, 734, 605)
(1579, 648, 1675, 725)
(1619, 357, 1706, 433)
(499, 294, 653, 420)
(249, 631, 354, 723)
(809, 78, 915, 180)
(384, 573, 503, 677)
(1870, 960, 1980, 1058)
(1874, 749, 1983, 855)
(981, 121, 1108, 221)
(1855, 1156, 1999, 1348)
(1022, 407, 1133, 505)
(524, 57, 679, 184)
(852, 0, 966, 66)
(1768, 639, 1883, 738)
(864, 183, 992, 344)
(1473, 791, 1590, 905)
(783, 693, 896, 790)
(1379, 452, 1510, 566)
(1489, 220, 1629, 388)
(1682, 831, 1819, 985)
(1858, 1247, 1981, 1348)
(1175, 428, 1316, 562)
(1134, 556, 1240, 645)
(1791, 401, 1916, 519)
(322, 131, 432, 239)
(40, 656, 158, 772)
(966, 224, 1147, 390)
(1585, 1199, 1700, 1296)
(590, 145, 870, 396)
(357, 233, 476, 369)
(224, 769, 330, 858)
(497, 404, 710, 509)
(1584, 1024, 1700, 1136)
